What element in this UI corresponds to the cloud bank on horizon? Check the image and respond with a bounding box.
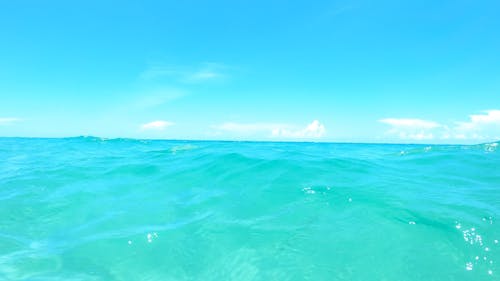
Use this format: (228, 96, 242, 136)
(130, 110, 500, 143)
(2, 109, 500, 143)
(380, 110, 500, 142)
(212, 120, 326, 140)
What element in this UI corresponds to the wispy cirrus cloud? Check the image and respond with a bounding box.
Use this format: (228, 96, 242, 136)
(140, 120, 174, 131)
(130, 62, 226, 115)
(185, 69, 222, 82)
(0, 117, 21, 126)
(140, 63, 226, 83)
(212, 120, 326, 139)
(133, 88, 185, 109)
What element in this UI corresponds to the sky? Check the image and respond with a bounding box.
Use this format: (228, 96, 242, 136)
(1, 0, 499, 144)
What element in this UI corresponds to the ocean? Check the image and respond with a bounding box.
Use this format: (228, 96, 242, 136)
(0, 137, 499, 280)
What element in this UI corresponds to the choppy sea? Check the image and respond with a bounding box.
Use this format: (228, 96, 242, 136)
(1, 137, 499, 280)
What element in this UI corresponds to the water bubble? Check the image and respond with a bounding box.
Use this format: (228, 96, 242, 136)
(147, 233, 153, 243)
(483, 217, 494, 224)
(488, 270, 493, 275)
(128, 240, 132, 245)
(466, 262, 473, 271)
(476, 256, 480, 260)
(485, 247, 490, 252)
(475, 235, 483, 246)
(456, 223, 462, 229)
(302, 187, 315, 194)
(462, 228, 484, 245)
(348, 198, 352, 202)
(409, 221, 416, 225)
(494, 239, 498, 244)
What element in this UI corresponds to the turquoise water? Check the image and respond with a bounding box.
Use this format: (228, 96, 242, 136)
(1, 137, 499, 281)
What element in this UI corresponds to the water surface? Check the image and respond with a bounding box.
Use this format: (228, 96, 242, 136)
(1, 137, 499, 280)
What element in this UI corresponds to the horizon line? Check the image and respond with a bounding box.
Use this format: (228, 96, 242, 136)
(0, 135, 498, 147)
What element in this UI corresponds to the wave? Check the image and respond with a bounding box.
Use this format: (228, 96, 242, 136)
(1, 138, 499, 280)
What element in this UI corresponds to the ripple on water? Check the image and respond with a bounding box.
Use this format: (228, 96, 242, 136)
(1, 139, 500, 280)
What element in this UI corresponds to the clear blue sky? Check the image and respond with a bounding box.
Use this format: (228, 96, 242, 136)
(1, 0, 499, 143)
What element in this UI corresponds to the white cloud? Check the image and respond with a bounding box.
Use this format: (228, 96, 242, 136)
(380, 110, 500, 142)
(0, 117, 20, 126)
(453, 110, 500, 140)
(212, 120, 326, 139)
(272, 120, 326, 138)
(379, 118, 441, 129)
(379, 118, 441, 141)
(140, 120, 174, 131)
(456, 110, 500, 131)
(470, 110, 500, 123)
